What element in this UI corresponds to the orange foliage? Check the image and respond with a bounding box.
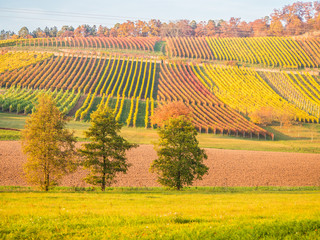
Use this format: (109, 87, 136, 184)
(150, 101, 192, 127)
(250, 107, 294, 127)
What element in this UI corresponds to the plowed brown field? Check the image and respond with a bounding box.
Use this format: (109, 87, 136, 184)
(1, 141, 320, 187)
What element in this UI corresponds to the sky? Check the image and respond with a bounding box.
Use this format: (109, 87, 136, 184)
(0, 0, 312, 33)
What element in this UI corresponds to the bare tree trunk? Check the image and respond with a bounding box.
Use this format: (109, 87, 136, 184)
(176, 169, 181, 191)
(102, 156, 106, 191)
(45, 173, 49, 192)
(44, 158, 49, 191)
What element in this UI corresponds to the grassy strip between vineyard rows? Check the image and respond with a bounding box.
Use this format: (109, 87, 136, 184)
(1, 112, 320, 153)
(0, 187, 319, 239)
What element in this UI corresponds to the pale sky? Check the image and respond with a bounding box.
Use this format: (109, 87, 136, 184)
(0, 0, 311, 32)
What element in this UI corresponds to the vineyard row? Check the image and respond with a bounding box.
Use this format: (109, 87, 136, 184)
(4, 37, 160, 51)
(1, 53, 320, 137)
(166, 37, 320, 68)
(0, 54, 158, 100)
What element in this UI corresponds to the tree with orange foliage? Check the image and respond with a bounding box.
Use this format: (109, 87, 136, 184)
(97, 25, 109, 37)
(135, 20, 149, 37)
(249, 107, 275, 126)
(150, 101, 191, 127)
(195, 21, 206, 36)
(250, 106, 294, 127)
(250, 17, 269, 37)
(238, 21, 252, 37)
(148, 19, 161, 37)
(269, 19, 284, 36)
(117, 20, 135, 37)
(205, 20, 217, 36)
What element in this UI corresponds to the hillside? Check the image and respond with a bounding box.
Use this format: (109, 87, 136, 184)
(0, 36, 320, 140)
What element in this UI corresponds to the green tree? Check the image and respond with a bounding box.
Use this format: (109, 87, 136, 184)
(18, 26, 30, 38)
(150, 116, 208, 190)
(79, 104, 137, 191)
(22, 95, 77, 191)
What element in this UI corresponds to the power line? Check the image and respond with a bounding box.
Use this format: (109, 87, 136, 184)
(0, 14, 118, 26)
(0, 7, 316, 34)
(0, 7, 169, 22)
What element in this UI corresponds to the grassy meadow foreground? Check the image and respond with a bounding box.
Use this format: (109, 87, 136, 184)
(1, 188, 320, 239)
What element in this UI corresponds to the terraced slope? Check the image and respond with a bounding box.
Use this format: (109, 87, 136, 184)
(158, 61, 271, 138)
(0, 53, 158, 126)
(0, 54, 158, 98)
(166, 37, 320, 68)
(5, 37, 160, 51)
(1, 45, 319, 139)
(0, 51, 53, 73)
(0, 87, 80, 114)
(191, 64, 318, 123)
(261, 71, 320, 118)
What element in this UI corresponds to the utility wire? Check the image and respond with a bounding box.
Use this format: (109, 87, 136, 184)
(0, 7, 168, 22)
(0, 14, 118, 26)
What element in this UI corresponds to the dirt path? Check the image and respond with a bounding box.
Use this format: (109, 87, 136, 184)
(1, 141, 320, 187)
(68, 95, 86, 117)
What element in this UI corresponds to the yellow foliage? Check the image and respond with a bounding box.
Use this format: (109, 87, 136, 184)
(0, 51, 53, 73)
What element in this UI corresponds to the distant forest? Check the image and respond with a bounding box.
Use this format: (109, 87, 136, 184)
(1, 1, 320, 40)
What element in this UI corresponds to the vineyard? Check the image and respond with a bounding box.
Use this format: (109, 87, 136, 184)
(0, 51, 53, 73)
(0, 87, 80, 115)
(166, 37, 320, 68)
(0, 53, 158, 127)
(192, 64, 319, 123)
(1, 35, 320, 139)
(2, 37, 160, 51)
(157, 61, 270, 138)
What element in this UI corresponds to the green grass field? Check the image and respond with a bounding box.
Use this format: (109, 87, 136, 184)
(1, 187, 319, 239)
(1, 112, 320, 153)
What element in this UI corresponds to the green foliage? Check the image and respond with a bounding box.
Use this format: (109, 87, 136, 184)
(21, 95, 77, 191)
(0, 87, 79, 115)
(79, 105, 137, 191)
(151, 116, 208, 190)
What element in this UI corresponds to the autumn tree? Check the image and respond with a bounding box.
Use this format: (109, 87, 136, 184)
(249, 106, 276, 125)
(22, 95, 77, 191)
(79, 104, 137, 191)
(49, 26, 58, 37)
(206, 20, 217, 36)
(97, 25, 109, 37)
(57, 25, 74, 37)
(250, 17, 269, 37)
(18, 27, 30, 38)
(249, 107, 294, 127)
(238, 21, 252, 37)
(194, 21, 206, 36)
(117, 20, 135, 37)
(135, 20, 149, 37)
(270, 9, 284, 36)
(150, 116, 208, 190)
(190, 20, 197, 36)
(269, 19, 284, 36)
(32, 27, 47, 38)
(150, 101, 191, 127)
(148, 19, 161, 36)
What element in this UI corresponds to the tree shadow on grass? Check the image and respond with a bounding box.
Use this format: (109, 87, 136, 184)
(263, 126, 310, 141)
